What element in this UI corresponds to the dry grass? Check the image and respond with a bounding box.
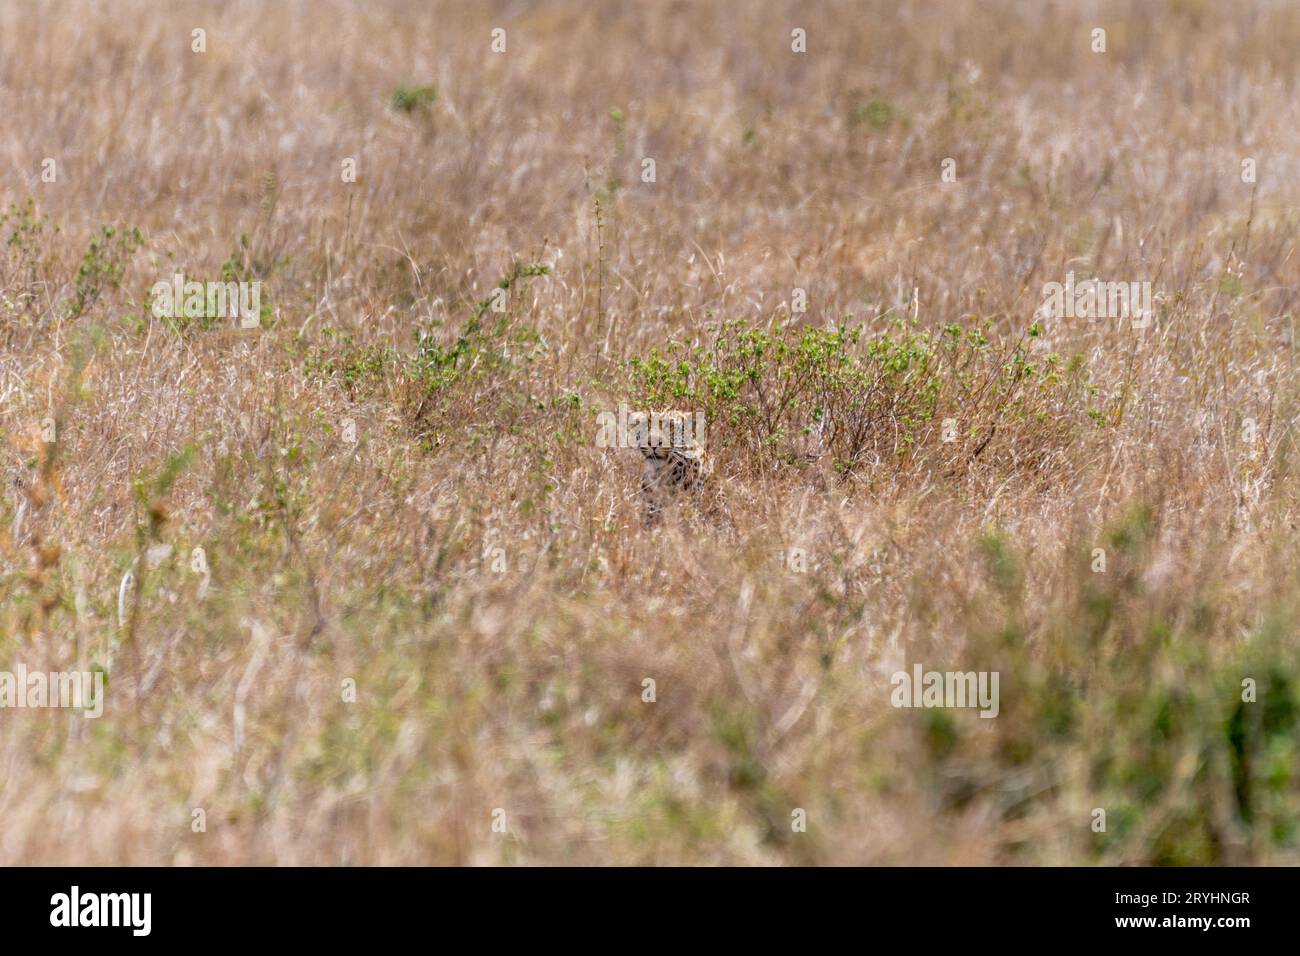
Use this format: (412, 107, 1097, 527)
(2, 0, 1300, 865)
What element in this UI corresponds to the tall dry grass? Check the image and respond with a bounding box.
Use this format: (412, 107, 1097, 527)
(2, 0, 1300, 864)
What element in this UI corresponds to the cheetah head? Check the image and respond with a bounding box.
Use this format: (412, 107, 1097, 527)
(627, 410, 704, 461)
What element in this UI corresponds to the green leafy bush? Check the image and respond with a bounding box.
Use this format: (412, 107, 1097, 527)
(632, 318, 1073, 477)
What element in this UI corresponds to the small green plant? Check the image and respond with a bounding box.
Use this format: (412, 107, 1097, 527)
(849, 96, 894, 131)
(2, 200, 48, 255)
(391, 84, 437, 114)
(0, 201, 56, 309)
(305, 331, 398, 398)
(67, 225, 143, 319)
(414, 260, 551, 394)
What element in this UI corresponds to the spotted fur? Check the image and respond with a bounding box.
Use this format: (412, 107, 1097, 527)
(628, 410, 709, 524)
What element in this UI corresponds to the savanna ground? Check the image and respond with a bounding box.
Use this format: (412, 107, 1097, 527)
(2, 0, 1300, 865)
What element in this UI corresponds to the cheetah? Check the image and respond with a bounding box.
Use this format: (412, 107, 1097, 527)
(627, 410, 710, 524)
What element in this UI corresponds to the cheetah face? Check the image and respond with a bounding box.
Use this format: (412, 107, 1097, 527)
(625, 410, 710, 524)
(627, 411, 704, 460)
